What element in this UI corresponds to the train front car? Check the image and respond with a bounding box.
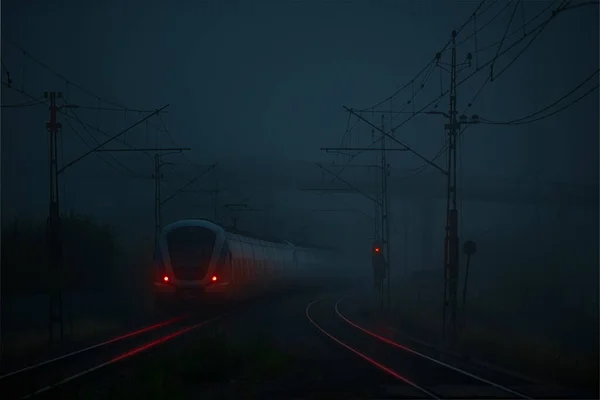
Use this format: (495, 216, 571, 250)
(153, 219, 230, 309)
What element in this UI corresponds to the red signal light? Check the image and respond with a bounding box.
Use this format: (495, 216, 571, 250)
(163, 276, 169, 282)
(374, 247, 380, 253)
(211, 276, 217, 282)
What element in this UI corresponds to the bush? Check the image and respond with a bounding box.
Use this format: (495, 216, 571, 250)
(1, 215, 120, 295)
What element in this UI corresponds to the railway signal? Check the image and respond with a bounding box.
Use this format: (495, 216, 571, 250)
(372, 241, 386, 307)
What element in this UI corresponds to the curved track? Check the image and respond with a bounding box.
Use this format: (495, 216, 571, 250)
(306, 296, 537, 399)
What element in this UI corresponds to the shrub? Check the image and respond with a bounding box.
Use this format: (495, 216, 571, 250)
(1, 215, 120, 295)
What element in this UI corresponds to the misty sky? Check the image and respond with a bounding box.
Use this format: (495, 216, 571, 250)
(2, 0, 598, 253)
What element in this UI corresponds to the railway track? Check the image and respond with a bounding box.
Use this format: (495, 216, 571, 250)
(0, 311, 225, 399)
(306, 296, 564, 399)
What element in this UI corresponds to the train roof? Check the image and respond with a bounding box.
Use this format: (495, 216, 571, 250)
(223, 226, 289, 244)
(171, 218, 337, 251)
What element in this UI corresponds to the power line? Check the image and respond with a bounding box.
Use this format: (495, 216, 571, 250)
(1, 99, 46, 108)
(61, 106, 153, 158)
(455, 0, 517, 49)
(58, 105, 169, 174)
(397, 125, 470, 181)
(386, 0, 572, 137)
(480, 84, 598, 125)
(0, 81, 145, 171)
(0, 81, 136, 175)
(156, 112, 197, 167)
(489, 0, 521, 80)
(481, 68, 598, 124)
(560, 0, 599, 12)
(1, 35, 129, 110)
(364, 0, 488, 111)
(332, 64, 437, 183)
(460, 0, 591, 115)
(367, 61, 437, 111)
(461, 0, 568, 114)
(61, 99, 145, 177)
(1, 35, 166, 116)
(490, 7, 562, 82)
(70, 105, 164, 113)
(474, 0, 563, 54)
(62, 116, 140, 177)
(329, 1, 489, 184)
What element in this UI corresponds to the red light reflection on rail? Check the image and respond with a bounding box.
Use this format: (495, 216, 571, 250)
(110, 322, 206, 363)
(103, 314, 187, 346)
(304, 300, 432, 396)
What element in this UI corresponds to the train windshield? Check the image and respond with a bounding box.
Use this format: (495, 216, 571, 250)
(166, 226, 216, 280)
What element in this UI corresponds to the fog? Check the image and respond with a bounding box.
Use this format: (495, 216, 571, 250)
(1, 0, 598, 388)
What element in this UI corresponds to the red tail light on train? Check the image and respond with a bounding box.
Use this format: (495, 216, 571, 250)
(211, 275, 217, 282)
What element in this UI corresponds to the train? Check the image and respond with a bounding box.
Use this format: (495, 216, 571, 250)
(153, 219, 339, 308)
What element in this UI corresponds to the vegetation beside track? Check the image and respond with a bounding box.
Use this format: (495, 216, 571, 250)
(75, 330, 298, 399)
(369, 269, 598, 393)
(1, 215, 154, 361)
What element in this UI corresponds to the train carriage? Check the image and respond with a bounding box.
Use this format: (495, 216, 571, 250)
(153, 219, 335, 309)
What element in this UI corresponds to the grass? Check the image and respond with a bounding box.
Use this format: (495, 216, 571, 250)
(3, 317, 124, 360)
(75, 330, 298, 399)
(387, 289, 598, 390)
(455, 320, 598, 389)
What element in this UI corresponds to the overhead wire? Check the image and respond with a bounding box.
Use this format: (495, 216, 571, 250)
(490, 0, 521, 79)
(455, 0, 517, 49)
(347, 2, 529, 165)
(365, 0, 488, 112)
(156, 112, 195, 166)
(474, 0, 562, 54)
(460, 0, 542, 114)
(61, 107, 152, 157)
(397, 124, 471, 180)
(1, 98, 46, 108)
(328, 1, 489, 185)
(60, 97, 143, 177)
(1, 80, 153, 178)
(326, 111, 356, 183)
(491, 2, 566, 82)
(479, 68, 599, 124)
(366, 60, 437, 111)
(333, 62, 437, 181)
(1, 33, 131, 111)
(386, 0, 573, 138)
(71, 105, 162, 113)
(559, 0, 599, 12)
(0, 55, 154, 159)
(460, 0, 577, 115)
(62, 117, 141, 177)
(480, 84, 599, 125)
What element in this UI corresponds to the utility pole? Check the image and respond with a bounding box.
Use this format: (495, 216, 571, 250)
(380, 115, 391, 311)
(214, 180, 219, 222)
(41, 103, 165, 344)
(437, 31, 473, 340)
(46, 91, 63, 344)
(44, 91, 77, 344)
(96, 146, 191, 255)
(154, 154, 163, 250)
(151, 150, 195, 247)
(318, 140, 396, 308)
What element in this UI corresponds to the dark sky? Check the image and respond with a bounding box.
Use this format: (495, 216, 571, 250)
(2, 0, 598, 253)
